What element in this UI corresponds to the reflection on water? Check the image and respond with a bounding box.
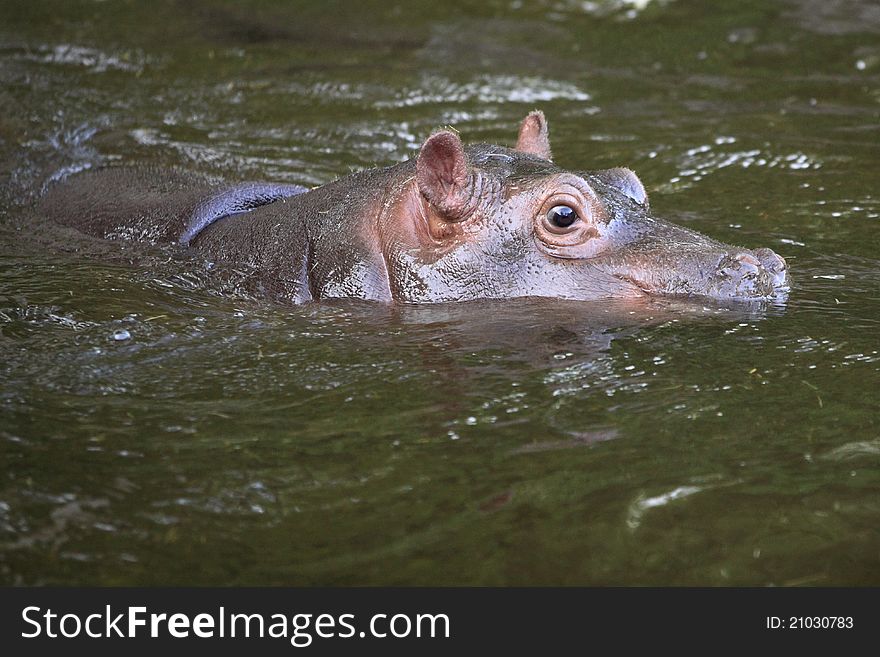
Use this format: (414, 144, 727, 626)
(1, 0, 880, 585)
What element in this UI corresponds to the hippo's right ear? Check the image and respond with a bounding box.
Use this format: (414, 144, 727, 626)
(416, 130, 475, 222)
(515, 110, 552, 161)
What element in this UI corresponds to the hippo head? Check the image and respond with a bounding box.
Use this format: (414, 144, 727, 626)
(379, 111, 789, 303)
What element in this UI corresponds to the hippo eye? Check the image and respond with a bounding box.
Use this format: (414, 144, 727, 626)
(547, 205, 578, 228)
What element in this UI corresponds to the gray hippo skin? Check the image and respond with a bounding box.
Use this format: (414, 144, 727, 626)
(40, 112, 789, 304)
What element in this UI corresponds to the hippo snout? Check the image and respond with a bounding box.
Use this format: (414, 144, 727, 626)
(755, 247, 789, 288)
(713, 249, 788, 298)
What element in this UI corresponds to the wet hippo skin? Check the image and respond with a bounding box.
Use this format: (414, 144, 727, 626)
(39, 112, 789, 304)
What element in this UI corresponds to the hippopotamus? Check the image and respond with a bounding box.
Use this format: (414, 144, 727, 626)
(39, 111, 789, 304)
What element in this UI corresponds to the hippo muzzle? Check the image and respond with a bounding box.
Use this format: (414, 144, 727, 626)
(598, 243, 790, 300)
(711, 248, 789, 298)
(584, 212, 790, 301)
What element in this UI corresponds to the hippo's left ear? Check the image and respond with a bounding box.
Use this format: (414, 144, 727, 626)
(416, 130, 476, 222)
(595, 167, 648, 207)
(515, 110, 552, 161)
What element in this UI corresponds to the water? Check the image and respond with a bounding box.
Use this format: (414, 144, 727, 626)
(1, 0, 879, 585)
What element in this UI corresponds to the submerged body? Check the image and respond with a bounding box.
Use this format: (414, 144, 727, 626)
(40, 112, 789, 304)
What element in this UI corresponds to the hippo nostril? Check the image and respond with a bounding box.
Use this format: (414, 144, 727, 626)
(754, 247, 787, 274)
(735, 253, 761, 268)
(768, 259, 785, 274)
(719, 253, 760, 279)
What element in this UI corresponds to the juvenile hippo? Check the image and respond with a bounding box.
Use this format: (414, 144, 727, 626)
(40, 112, 788, 303)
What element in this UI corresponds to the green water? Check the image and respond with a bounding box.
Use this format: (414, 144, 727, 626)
(1, 0, 879, 585)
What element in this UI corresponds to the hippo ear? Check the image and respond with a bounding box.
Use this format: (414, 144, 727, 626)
(597, 167, 648, 207)
(515, 110, 552, 160)
(416, 130, 475, 222)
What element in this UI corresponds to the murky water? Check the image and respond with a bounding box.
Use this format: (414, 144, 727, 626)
(1, 0, 879, 585)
